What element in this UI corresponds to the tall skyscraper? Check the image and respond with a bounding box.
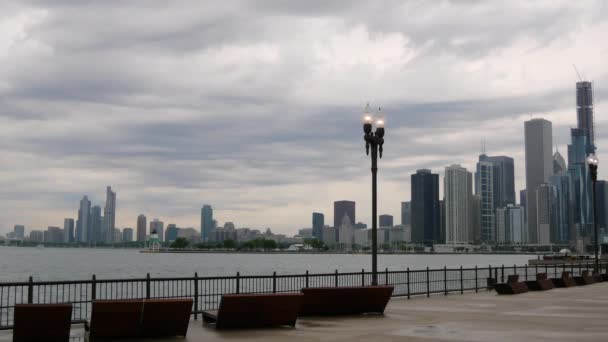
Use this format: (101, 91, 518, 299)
(312, 212, 324, 240)
(90, 205, 102, 243)
(76, 195, 91, 243)
(484, 155, 516, 208)
(576, 81, 595, 152)
(496, 205, 526, 244)
(63, 219, 74, 243)
(333, 201, 355, 229)
(103, 186, 116, 244)
(379, 214, 393, 227)
(445, 165, 473, 244)
(401, 201, 411, 226)
(137, 214, 147, 242)
(524, 118, 553, 243)
(411, 169, 440, 244)
(536, 183, 557, 245)
(596, 180, 608, 229)
(520, 190, 527, 223)
(553, 150, 567, 174)
(549, 174, 574, 243)
(568, 128, 592, 238)
(201, 205, 214, 242)
(165, 224, 179, 242)
(475, 158, 495, 242)
(150, 219, 164, 242)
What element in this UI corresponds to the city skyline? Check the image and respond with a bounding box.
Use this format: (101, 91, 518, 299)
(1, 1, 608, 235)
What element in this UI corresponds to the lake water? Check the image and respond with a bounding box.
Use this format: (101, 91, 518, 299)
(0, 246, 536, 282)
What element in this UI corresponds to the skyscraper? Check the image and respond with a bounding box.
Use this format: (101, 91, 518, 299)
(333, 201, 355, 229)
(411, 169, 440, 244)
(165, 224, 179, 242)
(568, 128, 592, 238)
(524, 118, 553, 243)
(201, 205, 214, 242)
(63, 219, 74, 243)
(475, 158, 495, 242)
(90, 205, 102, 243)
(445, 165, 473, 244)
(596, 180, 608, 230)
(576, 81, 595, 152)
(549, 174, 574, 243)
(76, 195, 91, 243)
(312, 212, 324, 240)
(401, 201, 411, 226)
(137, 214, 147, 242)
(536, 183, 557, 245)
(553, 150, 567, 174)
(379, 214, 393, 227)
(122, 228, 134, 242)
(485, 155, 516, 208)
(13, 225, 25, 239)
(103, 186, 116, 244)
(150, 219, 164, 242)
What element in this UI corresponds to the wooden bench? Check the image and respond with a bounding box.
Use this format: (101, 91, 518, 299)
(573, 270, 595, 286)
(551, 271, 576, 287)
(88, 299, 143, 338)
(524, 273, 554, 291)
(13, 303, 73, 342)
(494, 275, 528, 295)
(299, 286, 394, 316)
(141, 298, 193, 337)
(202, 293, 304, 330)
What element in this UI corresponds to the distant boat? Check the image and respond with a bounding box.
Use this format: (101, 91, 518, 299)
(36, 244, 44, 249)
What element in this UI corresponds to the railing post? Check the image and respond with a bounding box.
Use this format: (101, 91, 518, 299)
(501, 265, 504, 283)
(146, 273, 151, 299)
(361, 269, 365, 287)
(544, 264, 548, 275)
(193, 273, 199, 320)
(475, 266, 478, 293)
(426, 267, 430, 298)
(27, 276, 33, 304)
(535, 263, 539, 276)
(554, 264, 557, 278)
(444, 266, 448, 296)
(570, 262, 574, 275)
(385, 268, 389, 286)
(488, 265, 492, 284)
(306, 270, 310, 288)
(525, 264, 528, 280)
(91, 275, 97, 301)
(273, 272, 277, 293)
(236, 272, 240, 294)
(334, 270, 338, 288)
(406, 268, 410, 299)
(460, 266, 464, 294)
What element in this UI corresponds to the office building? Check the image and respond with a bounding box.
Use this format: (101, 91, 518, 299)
(470, 195, 481, 242)
(103, 186, 116, 244)
(596, 180, 608, 229)
(201, 205, 214, 242)
(520, 190, 527, 222)
(475, 158, 495, 242)
(445, 165, 473, 244)
(496, 205, 526, 244)
(549, 174, 574, 243)
(379, 214, 393, 227)
(524, 118, 553, 243)
(312, 212, 324, 240)
(165, 224, 180, 242)
(45, 226, 63, 243)
(401, 201, 411, 226)
(63, 219, 74, 243)
(553, 150, 567, 174)
(90, 205, 103, 243)
(13, 225, 25, 239)
(150, 219, 164, 242)
(496, 207, 506, 244)
(322, 226, 336, 247)
(334, 201, 355, 229)
(411, 169, 440, 244)
(29, 230, 44, 243)
(137, 214, 147, 242)
(576, 81, 595, 152)
(76, 195, 91, 243)
(536, 183, 557, 245)
(568, 128, 593, 238)
(122, 228, 134, 242)
(338, 215, 354, 249)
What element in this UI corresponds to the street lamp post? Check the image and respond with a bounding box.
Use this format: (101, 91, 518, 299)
(587, 153, 599, 273)
(362, 104, 385, 286)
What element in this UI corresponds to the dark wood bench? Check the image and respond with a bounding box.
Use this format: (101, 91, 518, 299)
(88, 299, 144, 339)
(551, 271, 576, 287)
(524, 273, 554, 291)
(573, 270, 595, 286)
(13, 303, 73, 342)
(141, 298, 193, 337)
(299, 286, 393, 316)
(494, 275, 528, 295)
(202, 293, 304, 330)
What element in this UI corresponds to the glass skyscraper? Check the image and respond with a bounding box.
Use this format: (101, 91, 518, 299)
(411, 169, 440, 244)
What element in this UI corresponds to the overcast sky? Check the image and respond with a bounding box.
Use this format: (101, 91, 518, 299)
(1, 0, 607, 236)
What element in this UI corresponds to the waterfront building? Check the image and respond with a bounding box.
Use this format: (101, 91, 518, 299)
(13, 225, 25, 239)
(177, 227, 200, 242)
(524, 118, 553, 243)
(576, 81, 595, 153)
(379, 214, 393, 228)
(214, 222, 237, 243)
(354, 228, 370, 247)
(90, 205, 103, 243)
(549, 173, 574, 243)
(501, 205, 526, 244)
(201, 205, 214, 242)
(122, 228, 134, 242)
(401, 201, 411, 226)
(439, 200, 446, 242)
(496, 207, 506, 244)
(411, 169, 440, 244)
(312, 212, 324, 240)
(298, 228, 313, 239)
(536, 183, 558, 245)
(113, 228, 122, 243)
(596, 180, 608, 230)
(322, 226, 336, 247)
(137, 214, 147, 242)
(475, 158, 495, 242)
(445, 165, 473, 244)
(354, 222, 367, 229)
(45, 226, 63, 243)
(63, 219, 74, 243)
(338, 214, 354, 249)
(150, 219, 164, 242)
(76, 195, 91, 243)
(29, 230, 44, 243)
(165, 224, 180, 242)
(333, 200, 355, 234)
(520, 189, 527, 223)
(103, 186, 116, 244)
(470, 195, 481, 242)
(568, 128, 593, 238)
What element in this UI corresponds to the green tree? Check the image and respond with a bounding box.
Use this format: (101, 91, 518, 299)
(170, 237, 190, 249)
(223, 239, 236, 249)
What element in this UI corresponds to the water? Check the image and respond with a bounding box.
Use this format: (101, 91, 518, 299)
(0, 246, 535, 282)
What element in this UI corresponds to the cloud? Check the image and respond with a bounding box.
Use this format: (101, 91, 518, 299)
(1, 0, 607, 235)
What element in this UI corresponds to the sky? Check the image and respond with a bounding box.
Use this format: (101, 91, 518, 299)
(1, 0, 608, 236)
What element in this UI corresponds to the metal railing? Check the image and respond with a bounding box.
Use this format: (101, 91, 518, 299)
(0, 261, 605, 329)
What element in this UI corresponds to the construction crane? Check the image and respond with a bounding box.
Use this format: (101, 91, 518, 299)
(572, 64, 585, 82)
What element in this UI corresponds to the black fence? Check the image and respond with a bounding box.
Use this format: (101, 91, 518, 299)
(0, 261, 605, 329)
